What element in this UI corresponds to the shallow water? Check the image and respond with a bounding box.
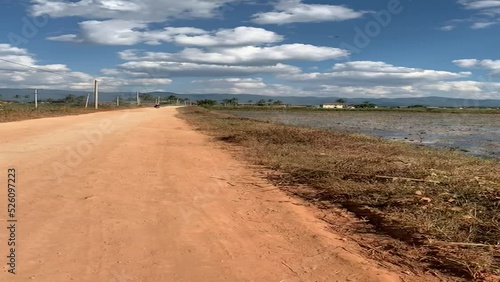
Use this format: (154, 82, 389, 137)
(226, 111, 500, 159)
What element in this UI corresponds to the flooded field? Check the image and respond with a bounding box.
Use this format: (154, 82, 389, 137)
(225, 110, 500, 159)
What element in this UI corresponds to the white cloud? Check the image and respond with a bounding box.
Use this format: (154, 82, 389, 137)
(193, 77, 266, 90)
(119, 44, 348, 65)
(252, 0, 365, 24)
(115, 61, 301, 77)
(191, 77, 304, 95)
(31, 0, 238, 22)
(281, 61, 471, 86)
(67, 20, 148, 46)
(459, 0, 500, 9)
(440, 25, 457, 31)
(185, 78, 500, 99)
(48, 23, 283, 46)
(471, 21, 497, 28)
(0, 44, 171, 91)
(171, 26, 283, 47)
(444, 0, 500, 29)
(0, 44, 90, 89)
(454, 59, 500, 75)
(453, 59, 480, 68)
(180, 61, 499, 99)
(420, 81, 484, 92)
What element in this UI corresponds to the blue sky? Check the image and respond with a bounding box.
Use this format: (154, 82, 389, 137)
(0, 0, 499, 99)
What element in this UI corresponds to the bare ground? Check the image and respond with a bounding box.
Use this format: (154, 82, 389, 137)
(0, 107, 440, 281)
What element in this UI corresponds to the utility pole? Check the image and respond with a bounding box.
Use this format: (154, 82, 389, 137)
(85, 93, 90, 108)
(116, 96, 119, 106)
(34, 89, 38, 109)
(93, 79, 99, 109)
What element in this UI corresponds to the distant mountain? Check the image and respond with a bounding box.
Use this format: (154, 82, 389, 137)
(0, 88, 499, 108)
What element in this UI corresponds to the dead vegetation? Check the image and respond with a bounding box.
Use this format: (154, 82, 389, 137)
(0, 103, 134, 123)
(179, 106, 500, 281)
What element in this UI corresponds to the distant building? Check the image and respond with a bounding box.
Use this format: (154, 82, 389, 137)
(320, 103, 355, 109)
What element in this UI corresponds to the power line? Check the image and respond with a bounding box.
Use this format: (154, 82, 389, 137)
(0, 57, 85, 80)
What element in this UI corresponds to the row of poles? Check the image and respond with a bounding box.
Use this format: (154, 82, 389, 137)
(32, 79, 102, 109)
(32, 80, 147, 109)
(30, 79, 192, 109)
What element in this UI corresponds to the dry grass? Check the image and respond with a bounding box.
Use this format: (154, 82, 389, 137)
(179, 106, 500, 281)
(0, 103, 135, 123)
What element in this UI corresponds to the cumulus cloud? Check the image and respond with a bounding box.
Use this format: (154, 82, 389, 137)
(48, 23, 282, 47)
(0, 44, 171, 90)
(171, 26, 283, 47)
(119, 44, 348, 65)
(31, 0, 238, 22)
(453, 59, 500, 75)
(48, 20, 149, 46)
(251, 0, 365, 24)
(0, 43, 91, 89)
(185, 78, 500, 99)
(420, 81, 500, 99)
(281, 61, 471, 86)
(190, 78, 300, 95)
(453, 59, 481, 68)
(115, 61, 300, 77)
(420, 81, 484, 92)
(180, 62, 498, 99)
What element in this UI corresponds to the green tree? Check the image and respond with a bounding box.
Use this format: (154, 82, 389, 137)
(247, 100, 253, 103)
(272, 100, 283, 105)
(336, 98, 347, 104)
(221, 98, 231, 106)
(166, 95, 178, 104)
(197, 99, 217, 107)
(76, 95, 86, 104)
(267, 99, 274, 105)
(229, 97, 239, 106)
(256, 99, 267, 106)
(139, 93, 154, 101)
(14, 94, 21, 100)
(63, 94, 77, 103)
(355, 101, 377, 108)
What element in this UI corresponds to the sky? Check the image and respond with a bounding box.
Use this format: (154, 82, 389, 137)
(0, 0, 499, 99)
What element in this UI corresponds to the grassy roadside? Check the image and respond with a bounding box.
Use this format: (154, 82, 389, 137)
(179, 106, 500, 281)
(0, 103, 138, 123)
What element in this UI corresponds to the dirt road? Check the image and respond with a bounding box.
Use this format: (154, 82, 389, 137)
(0, 107, 435, 282)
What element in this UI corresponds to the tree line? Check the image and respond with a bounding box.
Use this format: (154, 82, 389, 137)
(197, 97, 284, 107)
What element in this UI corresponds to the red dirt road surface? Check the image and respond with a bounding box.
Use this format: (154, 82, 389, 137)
(0, 107, 438, 281)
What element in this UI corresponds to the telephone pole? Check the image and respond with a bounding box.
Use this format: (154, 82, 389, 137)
(85, 93, 90, 108)
(93, 79, 99, 109)
(34, 89, 38, 109)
